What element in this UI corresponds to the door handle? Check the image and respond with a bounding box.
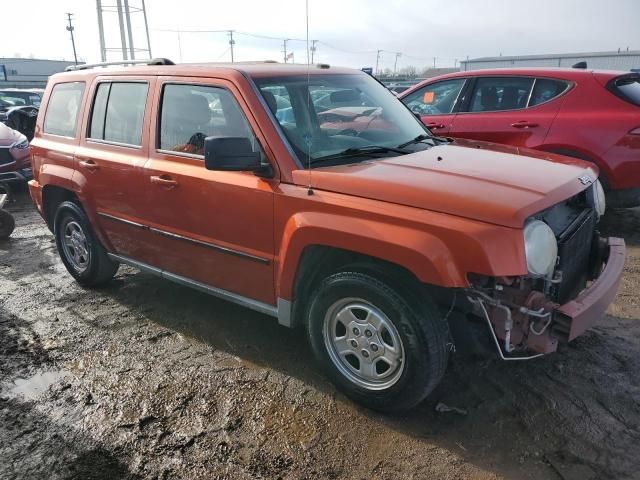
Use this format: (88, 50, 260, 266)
(78, 159, 99, 171)
(150, 175, 178, 187)
(425, 122, 445, 129)
(511, 121, 539, 129)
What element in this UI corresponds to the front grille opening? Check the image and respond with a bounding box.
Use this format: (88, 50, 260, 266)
(552, 208, 596, 303)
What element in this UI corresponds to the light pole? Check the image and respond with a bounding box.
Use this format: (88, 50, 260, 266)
(283, 39, 289, 63)
(65, 13, 78, 65)
(310, 39, 318, 63)
(228, 30, 235, 62)
(393, 52, 401, 76)
(375, 49, 382, 76)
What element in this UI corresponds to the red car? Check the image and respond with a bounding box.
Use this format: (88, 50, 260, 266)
(0, 122, 31, 184)
(399, 68, 640, 207)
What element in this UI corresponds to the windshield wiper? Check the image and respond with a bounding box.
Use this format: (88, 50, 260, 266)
(397, 134, 434, 149)
(311, 145, 409, 165)
(398, 134, 450, 149)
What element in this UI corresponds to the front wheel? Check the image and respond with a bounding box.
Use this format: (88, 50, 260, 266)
(54, 201, 119, 287)
(307, 271, 449, 412)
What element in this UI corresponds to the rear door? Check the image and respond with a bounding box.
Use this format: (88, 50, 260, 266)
(142, 77, 277, 305)
(400, 78, 467, 135)
(449, 76, 568, 148)
(75, 76, 158, 263)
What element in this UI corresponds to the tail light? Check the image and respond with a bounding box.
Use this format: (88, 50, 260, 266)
(630, 127, 640, 135)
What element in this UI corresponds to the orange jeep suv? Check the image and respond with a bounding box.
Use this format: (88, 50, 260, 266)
(28, 59, 625, 411)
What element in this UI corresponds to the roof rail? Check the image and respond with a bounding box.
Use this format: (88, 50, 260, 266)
(65, 58, 175, 72)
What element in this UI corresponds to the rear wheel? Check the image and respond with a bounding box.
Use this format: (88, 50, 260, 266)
(307, 271, 449, 412)
(54, 201, 119, 287)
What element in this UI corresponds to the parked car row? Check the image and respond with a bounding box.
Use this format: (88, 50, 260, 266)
(398, 68, 640, 207)
(0, 88, 39, 186)
(26, 59, 624, 411)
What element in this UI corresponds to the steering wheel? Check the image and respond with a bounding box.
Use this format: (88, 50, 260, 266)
(336, 128, 359, 137)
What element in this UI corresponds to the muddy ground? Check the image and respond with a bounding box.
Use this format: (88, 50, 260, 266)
(1, 188, 639, 480)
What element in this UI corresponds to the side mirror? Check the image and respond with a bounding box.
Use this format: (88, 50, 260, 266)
(204, 136, 262, 172)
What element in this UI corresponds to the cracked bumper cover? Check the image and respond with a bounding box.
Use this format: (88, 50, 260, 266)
(554, 237, 625, 341)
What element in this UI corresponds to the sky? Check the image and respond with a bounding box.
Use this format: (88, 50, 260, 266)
(2, 0, 639, 71)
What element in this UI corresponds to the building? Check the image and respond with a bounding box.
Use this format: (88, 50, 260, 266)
(0, 58, 80, 89)
(460, 50, 640, 72)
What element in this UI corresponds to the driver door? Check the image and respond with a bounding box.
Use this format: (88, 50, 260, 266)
(400, 78, 468, 135)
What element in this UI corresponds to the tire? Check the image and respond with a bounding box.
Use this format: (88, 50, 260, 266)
(307, 271, 449, 412)
(54, 201, 119, 287)
(0, 209, 15, 239)
(0, 182, 11, 203)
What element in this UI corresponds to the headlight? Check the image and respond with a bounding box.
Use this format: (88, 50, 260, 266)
(593, 180, 606, 218)
(524, 220, 558, 277)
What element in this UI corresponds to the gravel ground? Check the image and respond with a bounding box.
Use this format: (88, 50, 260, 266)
(1, 188, 639, 480)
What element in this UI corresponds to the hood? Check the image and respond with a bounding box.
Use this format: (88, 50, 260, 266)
(292, 140, 597, 228)
(0, 122, 24, 147)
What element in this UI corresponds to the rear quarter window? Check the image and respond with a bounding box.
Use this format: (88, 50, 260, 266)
(43, 82, 85, 137)
(529, 79, 570, 106)
(609, 76, 640, 106)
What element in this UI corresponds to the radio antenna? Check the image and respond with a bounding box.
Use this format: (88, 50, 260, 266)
(305, 0, 314, 195)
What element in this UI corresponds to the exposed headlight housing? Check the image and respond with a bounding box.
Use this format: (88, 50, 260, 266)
(593, 179, 606, 218)
(524, 220, 558, 277)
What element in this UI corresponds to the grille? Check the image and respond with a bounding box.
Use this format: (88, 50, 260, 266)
(0, 148, 15, 166)
(552, 208, 596, 304)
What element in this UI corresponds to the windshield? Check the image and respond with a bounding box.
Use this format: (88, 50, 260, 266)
(254, 73, 430, 166)
(0, 91, 42, 107)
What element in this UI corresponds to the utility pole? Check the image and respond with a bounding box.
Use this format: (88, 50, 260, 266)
(283, 39, 289, 63)
(123, 0, 135, 59)
(115, 0, 128, 60)
(65, 13, 78, 65)
(393, 52, 401, 77)
(141, 0, 152, 58)
(375, 49, 382, 76)
(228, 30, 235, 62)
(310, 40, 318, 63)
(433, 57, 436, 68)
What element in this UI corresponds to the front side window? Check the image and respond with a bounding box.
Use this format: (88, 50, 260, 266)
(43, 82, 85, 137)
(254, 73, 429, 166)
(529, 79, 570, 106)
(89, 82, 148, 146)
(468, 77, 534, 112)
(401, 79, 466, 116)
(159, 84, 257, 157)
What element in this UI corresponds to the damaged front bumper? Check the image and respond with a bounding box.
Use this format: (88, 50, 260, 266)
(468, 237, 625, 359)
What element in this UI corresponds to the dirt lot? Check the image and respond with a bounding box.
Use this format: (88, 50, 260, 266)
(1, 188, 639, 480)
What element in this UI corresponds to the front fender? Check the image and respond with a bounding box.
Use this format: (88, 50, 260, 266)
(277, 211, 466, 300)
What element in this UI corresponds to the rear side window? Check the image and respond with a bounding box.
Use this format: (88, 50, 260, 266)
(159, 83, 257, 157)
(610, 76, 640, 106)
(529, 79, 570, 106)
(43, 82, 85, 137)
(401, 78, 466, 115)
(468, 77, 534, 112)
(89, 82, 148, 146)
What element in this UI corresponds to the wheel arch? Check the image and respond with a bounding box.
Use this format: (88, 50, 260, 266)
(539, 145, 611, 189)
(42, 184, 79, 231)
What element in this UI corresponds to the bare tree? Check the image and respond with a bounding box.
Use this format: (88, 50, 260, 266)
(399, 65, 417, 78)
